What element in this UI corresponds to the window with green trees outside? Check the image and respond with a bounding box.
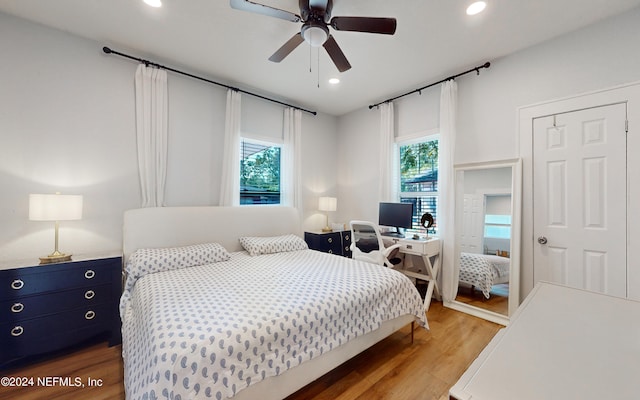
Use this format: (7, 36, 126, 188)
(399, 137, 439, 234)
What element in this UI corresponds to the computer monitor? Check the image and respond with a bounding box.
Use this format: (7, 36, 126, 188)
(378, 202, 414, 237)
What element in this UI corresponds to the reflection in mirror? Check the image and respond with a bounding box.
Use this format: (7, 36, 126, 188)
(449, 159, 521, 325)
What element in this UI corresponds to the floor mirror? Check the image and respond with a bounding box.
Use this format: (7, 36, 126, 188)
(447, 159, 522, 325)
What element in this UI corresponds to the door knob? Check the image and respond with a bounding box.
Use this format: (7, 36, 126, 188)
(537, 236, 548, 245)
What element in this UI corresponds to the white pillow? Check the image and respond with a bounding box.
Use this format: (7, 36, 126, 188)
(239, 234, 308, 256)
(126, 242, 230, 278)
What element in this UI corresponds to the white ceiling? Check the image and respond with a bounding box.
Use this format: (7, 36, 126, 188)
(2, 0, 640, 116)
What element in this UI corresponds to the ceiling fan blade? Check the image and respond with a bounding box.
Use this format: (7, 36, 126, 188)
(323, 35, 351, 72)
(269, 33, 305, 62)
(230, 0, 301, 23)
(330, 16, 397, 34)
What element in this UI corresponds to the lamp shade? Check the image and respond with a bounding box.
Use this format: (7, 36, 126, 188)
(318, 196, 337, 212)
(29, 194, 83, 221)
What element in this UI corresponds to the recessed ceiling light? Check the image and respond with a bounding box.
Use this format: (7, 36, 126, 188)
(466, 1, 486, 15)
(143, 0, 162, 8)
(328, 78, 340, 85)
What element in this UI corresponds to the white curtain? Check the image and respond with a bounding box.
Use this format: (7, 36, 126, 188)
(379, 102, 398, 202)
(135, 64, 168, 207)
(219, 89, 242, 206)
(281, 108, 302, 213)
(439, 80, 459, 303)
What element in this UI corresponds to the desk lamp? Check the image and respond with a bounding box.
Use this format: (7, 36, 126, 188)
(29, 193, 83, 264)
(318, 196, 337, 232)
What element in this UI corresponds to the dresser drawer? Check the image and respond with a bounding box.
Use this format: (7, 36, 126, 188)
(0, 284, 112, 323)
(0, 303, 113, 365)
(0, 258, 119, 300)
(397, 238, 440, 255)
(0, 303, 112, 345)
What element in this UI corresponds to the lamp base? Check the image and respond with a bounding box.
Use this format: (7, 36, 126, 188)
(39, 252, 72, 264)
(321, 226, 333, 233)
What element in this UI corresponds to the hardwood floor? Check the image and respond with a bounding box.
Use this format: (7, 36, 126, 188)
(454, 283, 509, 315)
(0, 302, 500, 400)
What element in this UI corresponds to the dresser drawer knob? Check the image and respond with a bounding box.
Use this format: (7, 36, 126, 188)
(327, 238, 333, 243)
(11, 279, 24, 290)
(85, 310, 96, 320)
(84, 290, 95, 300)
(84, 270, 95, 279)
(11, 326, 24, 337)
(11, 303, 24, 313)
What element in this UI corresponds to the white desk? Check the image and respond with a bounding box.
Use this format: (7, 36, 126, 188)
(390, 237, 441, 312)
(449, 282, 640, 400)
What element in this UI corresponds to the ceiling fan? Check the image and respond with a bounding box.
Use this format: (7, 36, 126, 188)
(230, 0, 397, 72)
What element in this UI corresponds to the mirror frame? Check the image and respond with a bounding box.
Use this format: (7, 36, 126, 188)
(446, 158, 522, 325)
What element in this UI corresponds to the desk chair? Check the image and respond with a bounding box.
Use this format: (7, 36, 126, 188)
(349, 220, 401, 268)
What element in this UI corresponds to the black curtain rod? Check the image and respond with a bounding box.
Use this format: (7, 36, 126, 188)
(368, 61, 491, 109)
(102, 46, 317, 116)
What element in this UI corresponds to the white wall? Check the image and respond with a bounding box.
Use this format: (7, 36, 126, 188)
(337, 7, 640, 296)
(0, 12, 338, 262)
(339, 8, 640, 215)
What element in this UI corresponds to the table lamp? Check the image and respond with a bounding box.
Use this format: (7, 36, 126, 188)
(29, 193, 83, 264)
(318, 196, 337, 232)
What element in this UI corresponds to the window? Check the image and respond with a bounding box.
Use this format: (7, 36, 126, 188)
(398, 136, 439, 234)
(239, 138, 281, 205)
(484, 194, 512, 238)
(484, 214, 512, 238)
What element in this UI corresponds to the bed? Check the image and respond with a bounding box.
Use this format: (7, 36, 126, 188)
(458, 252, 510, 299)
(121, 206, 428, 400)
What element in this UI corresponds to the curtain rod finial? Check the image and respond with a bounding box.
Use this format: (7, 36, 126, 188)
(483, 61, 491, 68)
(102, 46, 112, 54)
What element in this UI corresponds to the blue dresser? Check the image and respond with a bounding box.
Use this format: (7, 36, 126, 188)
(304, 231, 352, 258)
(0, 256, 122, 369)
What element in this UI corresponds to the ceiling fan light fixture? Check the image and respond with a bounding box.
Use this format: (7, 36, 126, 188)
(302, 24, 329, 47)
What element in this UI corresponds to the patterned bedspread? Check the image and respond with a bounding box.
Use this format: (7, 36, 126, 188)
(120, 249, 427, 399)
(458, 252, 510, 299)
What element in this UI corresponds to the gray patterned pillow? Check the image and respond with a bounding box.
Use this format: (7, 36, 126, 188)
(126, 242, 230, 278)
(239, 234, 308, 256)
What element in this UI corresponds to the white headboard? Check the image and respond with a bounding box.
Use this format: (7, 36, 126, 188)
(122, 206, 301, 261)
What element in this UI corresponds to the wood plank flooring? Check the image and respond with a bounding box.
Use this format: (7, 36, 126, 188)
(0, 302, 500, 400)
(454, 283, 509, 315)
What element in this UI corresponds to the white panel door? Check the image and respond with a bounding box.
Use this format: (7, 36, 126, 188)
(460, 193, 484, 254)
(533, 103, 627, 297)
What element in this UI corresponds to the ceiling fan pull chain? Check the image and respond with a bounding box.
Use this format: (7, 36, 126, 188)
(317, 47, 320, 88)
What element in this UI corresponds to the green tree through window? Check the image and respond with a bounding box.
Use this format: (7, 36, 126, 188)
(240, 139, 281, 204)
